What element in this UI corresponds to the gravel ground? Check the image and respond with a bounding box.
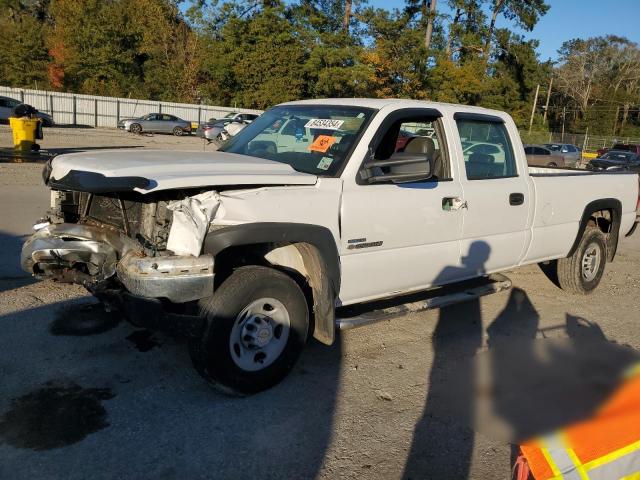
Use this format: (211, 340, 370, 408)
(0, 164, 639, 480)
(0, 125, 217, 154)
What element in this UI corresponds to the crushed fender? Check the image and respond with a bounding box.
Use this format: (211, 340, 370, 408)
(167, 191, 221, 256)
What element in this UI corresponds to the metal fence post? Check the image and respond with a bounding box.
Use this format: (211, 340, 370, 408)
(72, 95, 77, 126)
(116, 100, 120, 126)
(198, 106, 202, 124)
(94, 99, 98, 128)
(20, 91, 24, 103)
(49, 94, 54, 117)
(158, 103, 162, 114)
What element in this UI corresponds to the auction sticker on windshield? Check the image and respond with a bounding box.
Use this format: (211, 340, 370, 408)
(305, 119, 344, 130)
(308, 135, 337, 153)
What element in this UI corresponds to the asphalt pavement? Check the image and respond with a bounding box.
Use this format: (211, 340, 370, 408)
(0, 169, 639, 479)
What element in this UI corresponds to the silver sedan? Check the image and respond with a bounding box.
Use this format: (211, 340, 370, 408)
(117, 113, 191, 136)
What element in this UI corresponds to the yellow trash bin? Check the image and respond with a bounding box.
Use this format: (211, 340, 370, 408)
(9, 117, 41, 151)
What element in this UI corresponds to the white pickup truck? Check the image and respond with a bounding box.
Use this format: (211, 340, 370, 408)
(22, 99, 639, 394)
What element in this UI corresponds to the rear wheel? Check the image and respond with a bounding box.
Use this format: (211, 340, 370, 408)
(557, 228, 607, 294)
(189, 266, 309, 395)
(129, 123, 142, 134)
(173, 126, 184, 136)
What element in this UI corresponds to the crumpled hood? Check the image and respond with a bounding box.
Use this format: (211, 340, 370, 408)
(48, 149, 317, 193)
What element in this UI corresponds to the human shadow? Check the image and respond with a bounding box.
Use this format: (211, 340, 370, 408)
(402, 242, 639, 479)
(403, 241, 491, 479)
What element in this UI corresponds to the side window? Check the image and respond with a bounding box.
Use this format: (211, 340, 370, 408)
(368, 116, 450, 181)
(456, 119, 517, 180)
(524, 146, 533, 154)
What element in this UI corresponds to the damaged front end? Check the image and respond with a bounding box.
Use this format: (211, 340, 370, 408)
(21, 186, 220, 310)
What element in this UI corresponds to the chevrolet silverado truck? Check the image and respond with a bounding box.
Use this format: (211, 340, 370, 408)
(22, 99, 640, 395)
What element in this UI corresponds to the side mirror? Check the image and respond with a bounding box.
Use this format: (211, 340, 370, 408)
(362, 153, 434, 184)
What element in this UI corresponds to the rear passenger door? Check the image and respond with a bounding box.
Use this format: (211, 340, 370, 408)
(454, 113, 530, 273)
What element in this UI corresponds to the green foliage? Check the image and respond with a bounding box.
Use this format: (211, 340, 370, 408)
(0, 0, 50, 89)
(0, 0, 637, 138)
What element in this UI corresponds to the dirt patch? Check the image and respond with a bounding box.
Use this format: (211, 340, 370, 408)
(0, 382, 115, 450)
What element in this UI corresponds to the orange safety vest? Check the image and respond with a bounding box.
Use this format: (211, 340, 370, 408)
(519, 365, 640, 480)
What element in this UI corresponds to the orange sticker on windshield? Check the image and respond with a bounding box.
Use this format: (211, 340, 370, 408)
(308, 135, 336, 153)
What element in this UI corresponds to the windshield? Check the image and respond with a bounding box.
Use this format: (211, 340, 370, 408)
(219, 105, 375, 176)
(224, 113, 236, 119)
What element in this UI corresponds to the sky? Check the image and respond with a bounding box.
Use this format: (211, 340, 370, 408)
(363, 0, 640, 61)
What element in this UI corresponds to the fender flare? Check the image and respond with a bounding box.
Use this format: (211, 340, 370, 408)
(203, 222, 340, 345)
(568, 198, 622, 262)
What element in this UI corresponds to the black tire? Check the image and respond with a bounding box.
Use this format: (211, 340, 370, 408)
(172, 126, 183, 136)
(557, 228, 607, 295)
(547, 162, 557, 167)
(189, 266, 309, 395)
(130, 123, 142, 134)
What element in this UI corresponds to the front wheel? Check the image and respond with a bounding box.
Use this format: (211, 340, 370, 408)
(129, 123, 142, 134)
(189, 266, 309, 395)
(556, 228, 607, 294)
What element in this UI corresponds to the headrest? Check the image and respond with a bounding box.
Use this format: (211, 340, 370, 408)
(468, 153, 495, 164)
(405, 136, 435, 155)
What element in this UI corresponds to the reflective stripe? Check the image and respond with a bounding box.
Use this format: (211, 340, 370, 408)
(542, 434, 583, 480)
(587, 442, 640, 480)
(583, 439, 640, 472)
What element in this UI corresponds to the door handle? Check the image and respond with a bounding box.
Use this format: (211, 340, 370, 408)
(442, 197, 468, 211)
(509, 193, 525, 206)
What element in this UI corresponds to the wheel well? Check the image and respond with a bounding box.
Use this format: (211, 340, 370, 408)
(212, 242, 335, 345)
(570, 200, 621, 262)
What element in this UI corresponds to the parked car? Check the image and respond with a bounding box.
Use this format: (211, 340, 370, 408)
(117, 113, 191, 135)
(543, 143, 581, 167)
(587, 150, 640, 173)
(24, 99, 640, 395)
(0, 96, 54, 126)
(524, 145, 566, 167)
(463, 141, 506, 164)
(196, 113, 259, 141)
(597, 143, 640, 157)
(212, 112, 259, 123)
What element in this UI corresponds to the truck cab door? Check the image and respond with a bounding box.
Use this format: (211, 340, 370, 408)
(339, 108, 465, 305)
(453, 112, 531, 274)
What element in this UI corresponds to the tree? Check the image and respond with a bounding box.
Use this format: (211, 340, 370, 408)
(483, 0, 549, 57)
(0, 0, 50, 88)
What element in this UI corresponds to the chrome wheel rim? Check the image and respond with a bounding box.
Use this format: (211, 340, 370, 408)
(229, 298, 290, 372)
(581, 242, 601, 282)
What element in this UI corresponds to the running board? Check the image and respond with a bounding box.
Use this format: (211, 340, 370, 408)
(335, 274, 512, 330)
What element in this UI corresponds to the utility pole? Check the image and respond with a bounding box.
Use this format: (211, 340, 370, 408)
(561, 106, 566, 142)
(528, 83, 540, 134)
(612, 105, 620, 136)
(543, 77, 553, 124)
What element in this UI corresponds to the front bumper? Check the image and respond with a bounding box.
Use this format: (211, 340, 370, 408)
(21, 223, 214, 303)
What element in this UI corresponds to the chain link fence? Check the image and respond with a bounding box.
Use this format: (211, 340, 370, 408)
(520, 130, 640, 153)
